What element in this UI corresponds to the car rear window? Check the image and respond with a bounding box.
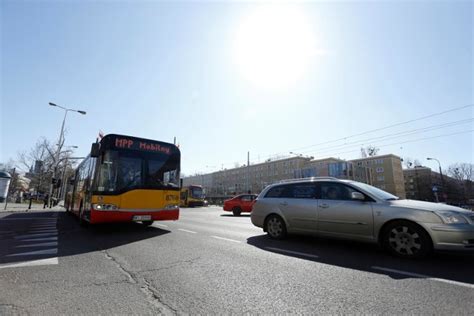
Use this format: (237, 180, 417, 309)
(264, 183, 317, 199)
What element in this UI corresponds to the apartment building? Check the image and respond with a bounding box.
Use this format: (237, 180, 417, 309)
(403, 167, 442, 202)
(349, 154, 406, 198)
(183, 156, 374, 197)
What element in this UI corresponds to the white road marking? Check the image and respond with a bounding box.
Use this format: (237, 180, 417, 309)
(15, 233, 57, 239)
(371, 266, 474, 289)
(154, 223, 168, 228)
(0, 257, 58, 269)
(7, 248, 58, 257)
(0, 218, 57, 221)
(15, 242, 58, 248)
(265, 247, 319, 259)
(178, 229, 197, 234)
(28, 229, 57, 233)
(30, 223, 56, 226)
(211, 236, 241, 243)
(21, 237, 58, 242)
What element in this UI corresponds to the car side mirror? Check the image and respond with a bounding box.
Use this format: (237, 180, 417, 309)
(351, 192, 365, 201)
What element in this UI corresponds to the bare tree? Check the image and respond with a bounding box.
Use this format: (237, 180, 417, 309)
(365, 146, 379, 157)
(447, 163, 473, 181)
(403, 157, 414, 169)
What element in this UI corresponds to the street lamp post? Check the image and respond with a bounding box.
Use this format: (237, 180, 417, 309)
(48, 102, 86, 207)
(427, 157, 446, 202)
(59, 146, 78, 201)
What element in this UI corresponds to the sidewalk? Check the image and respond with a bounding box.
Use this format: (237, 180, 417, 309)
(0, 202, 65, 213)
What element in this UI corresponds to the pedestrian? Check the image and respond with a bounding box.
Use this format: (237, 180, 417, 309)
(43, 193, 49, 209)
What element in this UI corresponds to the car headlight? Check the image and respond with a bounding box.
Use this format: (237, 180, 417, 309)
(437, 211, 468, 224)
(92, 203, 118, 211)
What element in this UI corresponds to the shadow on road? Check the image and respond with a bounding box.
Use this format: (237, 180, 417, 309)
(0, 211, 171, 265)
(220, 214, 251, 218)
(247, 234, 474, 285)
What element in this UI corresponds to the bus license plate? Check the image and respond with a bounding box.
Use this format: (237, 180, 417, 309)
(133, 215, 151, 221)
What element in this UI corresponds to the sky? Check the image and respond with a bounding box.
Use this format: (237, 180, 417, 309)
(1, 0, 473, 176)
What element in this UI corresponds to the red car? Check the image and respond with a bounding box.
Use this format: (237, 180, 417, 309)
(223, 194, 258, 216)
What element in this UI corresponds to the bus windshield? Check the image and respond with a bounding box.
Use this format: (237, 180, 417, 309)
(190, 187, 204, 199)
(95, 150, 180, 193)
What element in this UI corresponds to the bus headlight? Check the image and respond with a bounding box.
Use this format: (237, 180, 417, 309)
(92, 203, 118, 211)
(164, 204, 179, 210)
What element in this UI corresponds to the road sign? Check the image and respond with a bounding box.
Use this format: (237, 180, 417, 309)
(432, 186, 438, 192)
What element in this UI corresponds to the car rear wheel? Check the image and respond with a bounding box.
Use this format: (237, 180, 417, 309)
(142, 221, 154, 226)
(232, 207, 242, 216)
(382, 220, 432, 258)
(265, 215, 287, 240)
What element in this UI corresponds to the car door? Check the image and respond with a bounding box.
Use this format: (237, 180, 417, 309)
(275, 183, 318, 233)
(317, 182, 374, 239)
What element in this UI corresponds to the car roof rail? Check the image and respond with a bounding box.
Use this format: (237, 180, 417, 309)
(276, 177, 339, 184)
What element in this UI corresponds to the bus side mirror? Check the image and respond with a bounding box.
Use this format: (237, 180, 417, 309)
(91, 143, 100, 158)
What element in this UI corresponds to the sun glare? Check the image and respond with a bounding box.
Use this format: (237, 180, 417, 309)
(233, 5, 316, 89)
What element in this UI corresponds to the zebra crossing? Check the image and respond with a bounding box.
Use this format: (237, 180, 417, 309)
(0, 215, 59, 269)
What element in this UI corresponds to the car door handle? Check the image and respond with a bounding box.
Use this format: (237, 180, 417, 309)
(279, 202, 288, 206)
(319, 204, 329, 209)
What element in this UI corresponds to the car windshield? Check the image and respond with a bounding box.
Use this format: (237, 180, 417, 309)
(348, 182, 399, 201)
(95, 150, 179, 192)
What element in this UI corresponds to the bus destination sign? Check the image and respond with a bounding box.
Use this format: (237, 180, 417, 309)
(114, 137, 171, 154)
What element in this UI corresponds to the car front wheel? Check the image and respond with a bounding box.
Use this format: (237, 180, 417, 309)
(382, 220, 432, 258)
(265, 215, 287, 240)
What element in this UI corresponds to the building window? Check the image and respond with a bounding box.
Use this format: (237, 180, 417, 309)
(377, 176, 385, 182)
(409, 185, 414, 189)
(376, 167, 384, 173)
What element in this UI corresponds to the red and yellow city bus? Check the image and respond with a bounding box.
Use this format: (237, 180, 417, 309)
(67, 134, 180, 226)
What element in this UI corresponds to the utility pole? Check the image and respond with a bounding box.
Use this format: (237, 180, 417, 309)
(247, 151, 250, 193)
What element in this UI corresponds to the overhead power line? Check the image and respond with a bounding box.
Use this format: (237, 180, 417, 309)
(310, 129, 474, 160)
(287, 103, 473, 153)
(298, 118, 473, 156)
(197, 103, 473, 173)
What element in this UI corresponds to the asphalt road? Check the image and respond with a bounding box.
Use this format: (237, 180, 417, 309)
(1, 206, 473, 315)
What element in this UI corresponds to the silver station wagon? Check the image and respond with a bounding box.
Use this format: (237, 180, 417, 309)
(251, 177, 474, 258)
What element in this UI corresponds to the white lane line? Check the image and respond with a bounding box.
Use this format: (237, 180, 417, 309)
(178, 229, 197, 234)
(371, 266, 474, 289)
(0, 218, 57, 221)
(154, 223, 168, 228)
(15, 233, 58, 239)
(28, 229, 57, 233)
(30, 223, 57, 226)
(21, 237, 58, 242)
(265, 247, 319, 259)
(0, 257, 58, 269)
(7, 248, 58, 257)
(16, 242, 58, 248)
(211, 236, 242, 243)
